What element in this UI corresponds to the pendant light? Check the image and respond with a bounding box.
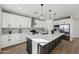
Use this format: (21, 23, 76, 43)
(48, 9, 56, 20)
(40, 4, 44, 20)
(49, 9, 52, 20)
(54, 13, 56, 20)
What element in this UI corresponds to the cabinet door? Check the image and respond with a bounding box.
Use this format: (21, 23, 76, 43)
(15, 15, 25, 28)
(19, 16, 25, 28)
(27, 38, 32, 54)
(8, 35, 15, 46)
(23, 17, 26, 28)
(21, 17, 25, 28)
(2, 13, 10, 28)
(2, 12, 16, 28)
(9, 14, 16, 28)
(39, 43, 50, 54)
(20, 34, 26, 42)
(2, 12, 32, 28)
(2, 13, 7, 28)
(15, 15, 32, 28)
(1, 35, 12, 48)
(15, 34, 21, 44)
(10, 34, 18, 45)
(15, 15, 21, 28)
(24, 17, 32, 28)
(1, 36, 9, 48)
(19, 34, 24, 42)
(49, 40, 56, 52)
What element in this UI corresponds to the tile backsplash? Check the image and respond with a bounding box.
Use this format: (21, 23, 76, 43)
(2, 28, 31, 34)
(2, 28, 43, 34)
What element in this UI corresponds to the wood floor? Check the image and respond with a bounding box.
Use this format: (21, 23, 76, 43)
(1, 38, 79, 54)
(1, 43, 28, 54)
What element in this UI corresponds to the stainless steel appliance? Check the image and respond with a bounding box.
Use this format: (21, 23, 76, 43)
(59, 24, 70, 41)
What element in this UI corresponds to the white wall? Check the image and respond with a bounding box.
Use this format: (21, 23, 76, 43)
(71, 18, 79, 38)
(0, 5, 2, 50)
(0, 6, 2, 35)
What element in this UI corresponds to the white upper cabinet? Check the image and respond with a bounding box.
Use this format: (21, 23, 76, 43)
(23, 17, 32, 28)
(2, 12, 32, 28)
(2, 13, 11, 28)
(54, 19, 71, 25)
(9, 14, 16, 28)
(15, 15, 23, 28)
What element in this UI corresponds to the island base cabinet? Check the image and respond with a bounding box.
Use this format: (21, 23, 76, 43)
(27, 38, 32, 54)
(26, 35, 63, 54)
(38, 36, 63, 54)
(38, 44, 50, 54)
(49, 41, 56, 53)
(61, 35, 70, 41)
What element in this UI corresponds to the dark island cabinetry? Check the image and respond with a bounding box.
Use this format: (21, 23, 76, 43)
(38, 43, 50, 54)
(27, 38, 32, 54)
(38, 35, 63, 54)
(27, 34, 65, 54)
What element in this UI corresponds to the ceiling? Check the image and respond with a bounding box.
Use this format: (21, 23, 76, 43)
(1, 4, 79, 20)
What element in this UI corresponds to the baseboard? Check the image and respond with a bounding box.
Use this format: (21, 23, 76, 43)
(1, 41, 26, 50)
(0, 48, 1, 53)
(72, 37, 79, 39)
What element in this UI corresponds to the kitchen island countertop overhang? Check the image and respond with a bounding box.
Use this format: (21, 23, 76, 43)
(26, 31, 64, 46)
(26, 31, 65, 54)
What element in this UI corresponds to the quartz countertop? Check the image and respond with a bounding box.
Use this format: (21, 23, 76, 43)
(26, 31, 64, 46)
(1, 31, 64, 46)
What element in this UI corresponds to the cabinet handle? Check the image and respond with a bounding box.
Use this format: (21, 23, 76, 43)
(19, 25, 22, 27)
(8, 24, 11, 27)
(8, 39, 11, 42)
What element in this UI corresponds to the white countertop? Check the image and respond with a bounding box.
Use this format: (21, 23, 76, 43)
(26, 31, 64, 46)
(1, 31, 64, 46)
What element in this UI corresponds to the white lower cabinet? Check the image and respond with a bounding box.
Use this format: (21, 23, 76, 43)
(1, 34, 26, 48)
(20, 34, 26, 42)
(1, 35, 12, 48)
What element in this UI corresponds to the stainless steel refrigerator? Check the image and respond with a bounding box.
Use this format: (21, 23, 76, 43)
(59, 24, 70, 37)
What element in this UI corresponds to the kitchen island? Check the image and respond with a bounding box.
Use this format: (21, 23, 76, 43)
(26, 31, 64, 54)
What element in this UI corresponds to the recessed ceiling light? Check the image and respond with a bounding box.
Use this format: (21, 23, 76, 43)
(17, 6, 21, 9)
